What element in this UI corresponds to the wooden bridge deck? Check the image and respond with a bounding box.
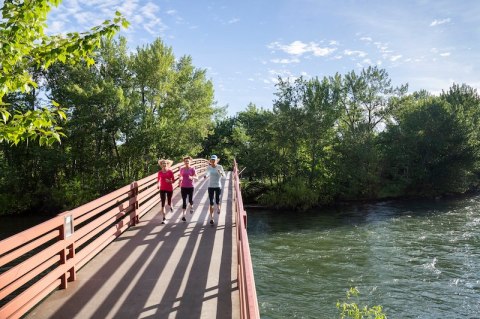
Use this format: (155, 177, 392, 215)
(26, 173, 239, 319)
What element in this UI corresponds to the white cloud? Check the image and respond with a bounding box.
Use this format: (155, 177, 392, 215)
(311, 44, 336, 56)
(430, 18, 451, 27)
(440, 52, 451, 57)
(268, 40, 336, 57)
(268, 68, 296, 83)
(390, 55, 402, 62)
(300, 71, 310, 77)
(228, 18, 240, 24)
(344, 50, 367, 58)
(374, 42, 390, 53)
(47, 0, 167, 37)
(360, 37, 373, 42)
(270, 58, 300, 64)
(139, 2, 166, 35)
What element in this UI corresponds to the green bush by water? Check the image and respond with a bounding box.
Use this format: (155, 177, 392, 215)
(336, 287, 387, 319)
(257, 178, 318, 211)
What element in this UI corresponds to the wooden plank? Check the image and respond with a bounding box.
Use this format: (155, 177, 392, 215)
(0, 230, 59, 268)
(0, 254, 59, 301)
(0, 241, 64, 290)
(74, 203, 134, 248)
(75, 213, 132, 269)
(0, 216, 63, 256)
(74, 191, 132, 225)
(66, 184, 134, 220)
(0, 258, 75, 318)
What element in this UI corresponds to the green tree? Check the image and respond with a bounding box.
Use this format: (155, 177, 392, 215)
(1, 35, 217, 215)
(440, 83, 480, 170)
(380, 96, 476, 195)
(0, 0, 128, 145)
(333, 67, 407, 199)
(300, 76, 341, 190)
(236, 103, 279, 182)
(272, 77, 305, 180)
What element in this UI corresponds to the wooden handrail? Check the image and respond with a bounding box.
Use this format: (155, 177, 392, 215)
(233, 158, 261, 319)
(0, 159, 209, 319)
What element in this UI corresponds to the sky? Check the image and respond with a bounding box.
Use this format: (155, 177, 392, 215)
(47, 0, 480, 116)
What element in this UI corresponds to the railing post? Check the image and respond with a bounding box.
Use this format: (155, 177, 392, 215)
(60, 213, 76, 289)
(131, 181, 139, 226)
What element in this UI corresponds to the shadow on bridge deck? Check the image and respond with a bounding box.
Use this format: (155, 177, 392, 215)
(27, 173, 239, 319)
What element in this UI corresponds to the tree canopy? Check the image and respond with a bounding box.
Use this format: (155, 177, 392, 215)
(0, 0, 128, 145)
(203, 69, 480, 210)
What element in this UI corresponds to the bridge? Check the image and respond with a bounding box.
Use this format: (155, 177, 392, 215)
(0, 159, 259, 319)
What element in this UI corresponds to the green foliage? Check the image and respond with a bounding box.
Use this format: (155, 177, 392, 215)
(239, 179, 270, 203)
(210, 71, 480, 209)
(0, 34, 216, 215)
(0, 0, 127, 145)
(258, 178, 319, 211)
(52, 178, 100, 209)
(0, 105, 66, 145)
(336, 287, 387, 319)
(3, 50, 480, 215)
(380, 96, 476, 195)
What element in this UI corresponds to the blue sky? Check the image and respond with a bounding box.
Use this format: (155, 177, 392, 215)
(47, 0, 480, 116)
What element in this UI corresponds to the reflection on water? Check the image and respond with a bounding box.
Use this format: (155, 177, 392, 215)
(247, 196, 480, 318)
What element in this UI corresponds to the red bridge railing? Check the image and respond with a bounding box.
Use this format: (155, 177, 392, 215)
(233, 159, 260, 319)
(0, 158, 260, 319)
(0, 159, 208, 319)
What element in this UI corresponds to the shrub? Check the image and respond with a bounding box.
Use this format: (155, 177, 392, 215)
(258, 178, 318, 211)
(336, 287, 387, 319)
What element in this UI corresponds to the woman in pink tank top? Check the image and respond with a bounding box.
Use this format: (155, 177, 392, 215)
(157, 159, 175, 224)
(178, 156, 197, 221)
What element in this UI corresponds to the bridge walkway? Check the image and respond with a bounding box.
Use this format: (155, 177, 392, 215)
(26, 173, 239, 319)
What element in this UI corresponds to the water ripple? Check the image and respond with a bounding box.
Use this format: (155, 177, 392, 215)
(248, 195, 480, 318)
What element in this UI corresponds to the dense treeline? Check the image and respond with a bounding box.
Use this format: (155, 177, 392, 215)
(0, 37, 218, 215)
(205, 68, 480, 210)
(2, 35, 479, 215)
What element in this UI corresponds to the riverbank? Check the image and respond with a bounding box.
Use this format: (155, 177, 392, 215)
(243, 187, 480, 212)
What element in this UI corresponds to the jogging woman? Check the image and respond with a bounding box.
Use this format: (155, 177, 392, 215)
(178, 156, 197, 222)
(157, 159, 175, 224)
(203, 155, 225, 225)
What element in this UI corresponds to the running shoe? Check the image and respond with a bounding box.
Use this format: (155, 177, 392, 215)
(182, 216, 186, 222)
(163, 217, 166, 221)
(161, 220, 165, 225)
(210, 219, 214, 225)
(190, 208, 194, 214)
(170, 206, 173, 213)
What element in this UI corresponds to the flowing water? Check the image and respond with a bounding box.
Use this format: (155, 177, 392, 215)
(247, 196, 480, 318)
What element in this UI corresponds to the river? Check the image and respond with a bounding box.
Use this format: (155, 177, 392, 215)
(247, 196, 480, 318)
